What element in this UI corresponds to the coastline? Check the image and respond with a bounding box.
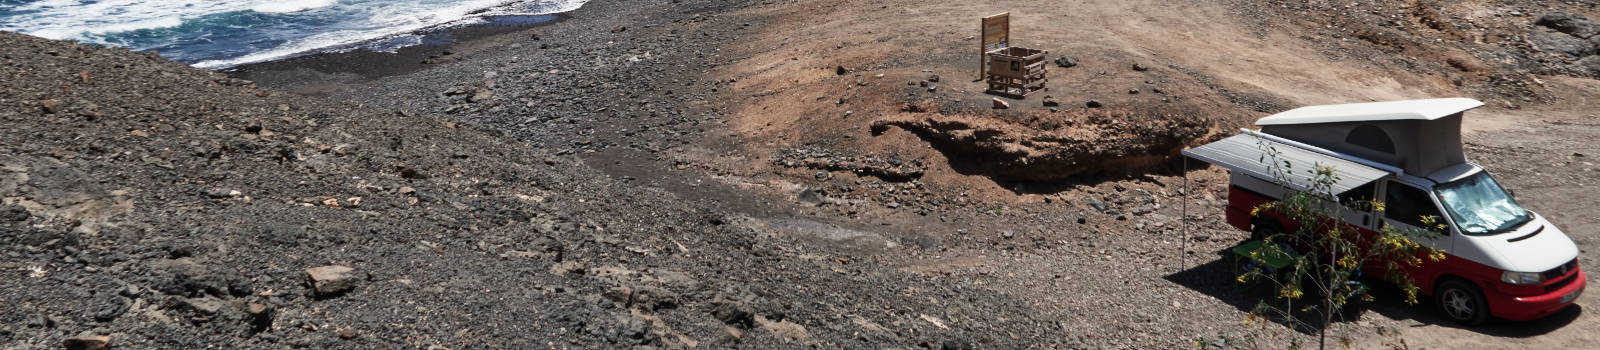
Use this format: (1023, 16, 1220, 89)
(224, 11, 571, 96)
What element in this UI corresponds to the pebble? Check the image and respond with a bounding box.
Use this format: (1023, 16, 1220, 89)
(63, 335, 110, 350)
(306, 265, 363, 296)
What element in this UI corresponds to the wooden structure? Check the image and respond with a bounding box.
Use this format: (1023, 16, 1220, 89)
(979, 13, 1047, 97)
(986, 47, 1048, 97)
(979, 13, 1010, 80)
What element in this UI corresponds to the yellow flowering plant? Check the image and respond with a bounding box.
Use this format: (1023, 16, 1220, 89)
(1238, 135, 1446, 349)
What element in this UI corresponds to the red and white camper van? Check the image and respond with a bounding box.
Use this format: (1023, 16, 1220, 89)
(1185, 98, 1584, 325)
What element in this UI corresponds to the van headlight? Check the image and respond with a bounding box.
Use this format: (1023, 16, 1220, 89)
(1501, 271, 1544, 285)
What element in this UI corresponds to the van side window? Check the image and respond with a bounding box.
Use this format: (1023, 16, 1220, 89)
(1346, 124, 1397, 154)
(1337, 182, 1376, 211)
(1384, 182, 1444, 229)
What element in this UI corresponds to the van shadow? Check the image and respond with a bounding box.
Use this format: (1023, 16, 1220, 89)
(1163, 250, 1362, 335)
(1166, 251, 1583, 337)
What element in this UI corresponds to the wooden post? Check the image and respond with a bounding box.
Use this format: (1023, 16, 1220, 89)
(980, 13, 1009, 81)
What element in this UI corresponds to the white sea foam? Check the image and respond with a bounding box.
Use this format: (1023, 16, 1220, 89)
(250, 0, 339, 14)
(11, 0, 83, 12)
(1, 0, 588, 69)
(192, 0, 590, 68)
(27, 16, 186, 40)
(4, 0, 245, 40)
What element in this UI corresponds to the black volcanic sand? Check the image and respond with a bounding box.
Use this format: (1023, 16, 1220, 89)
(225, 13, 566, 96)
(0, 0, 1069, 349)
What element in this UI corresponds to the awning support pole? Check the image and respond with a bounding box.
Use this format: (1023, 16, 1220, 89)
(1181, 156, 1190, 273)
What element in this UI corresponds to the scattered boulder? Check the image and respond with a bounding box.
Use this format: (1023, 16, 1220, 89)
(337, 327, 359, 339)
(1131, 63, 1150, 71)
(1042, 96, 1060, 107)
(927, 74, 940, 83)
(165, 296, 228, 321)
(39, 99, 60, 114)
(0, 204, 29, 222)
(25, 314, 55, 328)
(835, 65, 848, 75)
(1054, 56, 1078, 68)
(245, 302, 274, 332)
(306, 265, 363, 296)
(1537, 12, 1599, 39)
(469, 88, 494, 103)
(1577, 56, 1600, 77)
(991, 98, 1010, 109)
(91, 295, 128, 322)
(1085, 99, 1104, 108)
(713, 298, 756, 329)
(62, 335, 110, 350)
(1530, 28, 1597, 57)
(398, 165, 428, 179)
(797, 189, 824, 204)
(145, 258, 250, 297)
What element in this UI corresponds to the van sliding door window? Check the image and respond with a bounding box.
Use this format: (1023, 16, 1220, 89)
(1337, 182, 1377, 211)
(1384, 182, 1444, 230)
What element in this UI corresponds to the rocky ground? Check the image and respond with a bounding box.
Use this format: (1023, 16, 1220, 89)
(6, 0, 1600, 349)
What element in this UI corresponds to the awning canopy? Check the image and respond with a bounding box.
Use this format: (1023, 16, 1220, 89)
(1184, 132, 1392, 194)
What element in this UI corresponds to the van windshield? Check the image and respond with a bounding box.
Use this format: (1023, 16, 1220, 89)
(1435, 172, 1531, 235)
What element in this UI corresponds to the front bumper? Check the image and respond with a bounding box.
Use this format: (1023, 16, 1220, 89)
(1485, 269, 1586, 321)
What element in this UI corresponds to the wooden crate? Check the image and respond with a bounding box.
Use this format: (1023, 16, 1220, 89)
(985, 47, 1048, 97)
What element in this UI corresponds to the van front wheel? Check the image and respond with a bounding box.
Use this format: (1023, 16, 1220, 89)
(1436, 279, 1489, 325)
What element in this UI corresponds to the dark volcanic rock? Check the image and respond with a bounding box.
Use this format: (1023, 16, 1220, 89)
(0, 204, 29, 222)
(1055, 56, 1078, 68)
(1537, 12, 1600, 39)
(1530, 28, 1596, 57)
(1578, 56, 1600, 77)
(91, 294, 128, 322)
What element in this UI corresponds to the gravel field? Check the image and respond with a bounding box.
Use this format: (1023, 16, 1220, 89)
(6, 0, 1600, 349)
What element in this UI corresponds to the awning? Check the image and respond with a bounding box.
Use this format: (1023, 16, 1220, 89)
(1183, 132, 1391, 194)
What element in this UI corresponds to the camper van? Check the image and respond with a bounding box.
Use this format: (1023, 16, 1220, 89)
(1185, 98, 1584, 325)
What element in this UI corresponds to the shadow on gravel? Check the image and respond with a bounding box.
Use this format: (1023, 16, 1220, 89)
(1164, 250, 1374, 336)
(1359, 279, 1582, 337)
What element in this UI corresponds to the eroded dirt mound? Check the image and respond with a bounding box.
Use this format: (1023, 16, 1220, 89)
(871, 105, 1217, 182)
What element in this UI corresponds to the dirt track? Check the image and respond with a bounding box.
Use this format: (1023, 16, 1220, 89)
(5, 0, 1600, 348)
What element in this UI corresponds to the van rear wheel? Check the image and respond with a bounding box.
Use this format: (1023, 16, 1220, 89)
(1436, 279, 1490, 326)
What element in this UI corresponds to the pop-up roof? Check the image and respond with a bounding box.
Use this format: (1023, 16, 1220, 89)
(1256, 98, 1483, 178)
(1184, 98, 1485, 194)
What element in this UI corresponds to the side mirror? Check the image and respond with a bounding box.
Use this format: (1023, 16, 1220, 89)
(1507, 188, 1516, 199)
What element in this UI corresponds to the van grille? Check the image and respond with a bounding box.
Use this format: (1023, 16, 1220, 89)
(1542, 259, 1579, 281)
(1545, 273, 1578, 292)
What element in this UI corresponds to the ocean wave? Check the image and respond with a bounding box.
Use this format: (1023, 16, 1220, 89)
(2, 0, 589, 69)
(250, 0, 338, 14)
(27, 16, 186, 40)
(191, 0, 589, 69)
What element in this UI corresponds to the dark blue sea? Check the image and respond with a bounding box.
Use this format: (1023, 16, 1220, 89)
(0, 0, 584, 68)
